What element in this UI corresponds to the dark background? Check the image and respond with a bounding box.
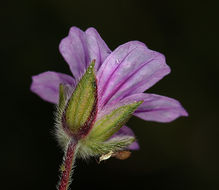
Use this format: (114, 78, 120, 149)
(1, 0, 219, 189)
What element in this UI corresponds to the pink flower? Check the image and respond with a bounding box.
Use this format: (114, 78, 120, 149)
(31, 27, 187, 148)
(31, 27, 188, 190)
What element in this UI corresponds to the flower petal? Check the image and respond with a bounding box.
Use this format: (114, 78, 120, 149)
(97, 41, 170, 108)
(120, 93, 188, 122)
(31, 71, 75, 104)
(59, 27, 111, 82)
(85, 27, 111, 71)
(110, 126, 139, 150)
(59, 27, 90, 82)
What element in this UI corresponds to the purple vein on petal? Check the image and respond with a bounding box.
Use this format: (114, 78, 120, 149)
(85, 27, 112, 71)
(89, 37, 102, 71)
(77, 32, 89, 69)
(101, 56, 157, 107)
(118, 64, 170, 101)
(98, 45, 139, 107)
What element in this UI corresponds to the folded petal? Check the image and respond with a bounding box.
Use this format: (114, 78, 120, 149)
(110, 126, 140, 150)
(31, 71, 75, 104)
(97, 41, 170, 108)
(85, 27, 111, 71)
(59, 27, 111, 82)
(120, 93, 188, 122)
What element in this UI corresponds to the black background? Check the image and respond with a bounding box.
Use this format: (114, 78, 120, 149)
(1, 0, 219, 190)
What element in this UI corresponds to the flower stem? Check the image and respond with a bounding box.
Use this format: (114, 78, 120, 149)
(58, 141, 78, 190)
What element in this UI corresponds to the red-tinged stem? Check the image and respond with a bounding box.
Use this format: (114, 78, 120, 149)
(58, 141, 77, 190)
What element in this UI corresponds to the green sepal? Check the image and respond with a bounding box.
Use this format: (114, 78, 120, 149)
(58, 84, 67, 110)
(55, 84, 74, 150)
(87, 101, 142, 142)
(65, 60, 97, 135)
(78, 136, 135, 159)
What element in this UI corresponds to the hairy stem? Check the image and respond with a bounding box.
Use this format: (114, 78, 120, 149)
(58, 141, 78, 190)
